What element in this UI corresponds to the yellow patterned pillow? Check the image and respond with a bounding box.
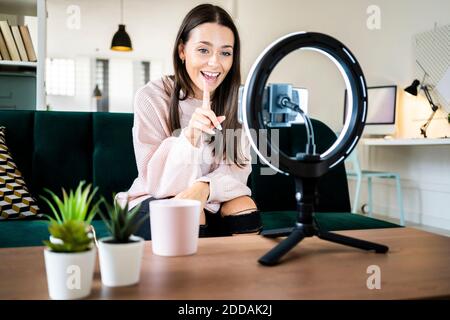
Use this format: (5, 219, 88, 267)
(0, 126, 40, 219)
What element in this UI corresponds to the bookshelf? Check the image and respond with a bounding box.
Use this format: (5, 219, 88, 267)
(0, 60, 37, 67)
(0, 0, 46, 110)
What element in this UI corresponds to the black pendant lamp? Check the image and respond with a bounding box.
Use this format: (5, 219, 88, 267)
(93, 84, 102, 99)
(111, 0, 132, 51)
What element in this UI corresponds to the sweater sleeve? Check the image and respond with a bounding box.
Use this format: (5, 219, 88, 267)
(133, 85, 203, 199)
(196, 131, 252, 204)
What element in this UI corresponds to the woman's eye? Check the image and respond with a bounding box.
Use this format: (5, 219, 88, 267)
(222, 52, 232, 57)
(198, 48, 209, 54)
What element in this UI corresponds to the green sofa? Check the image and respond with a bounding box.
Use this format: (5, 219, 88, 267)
(0, 110, 400, 248)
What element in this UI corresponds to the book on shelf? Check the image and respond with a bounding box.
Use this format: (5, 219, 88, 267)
(0, 21, 37, 63)
(0, 30, 11, 60)
(0, 20, 20, 61)
(11, 25, 29, 62)
(19, 25, 37, 62)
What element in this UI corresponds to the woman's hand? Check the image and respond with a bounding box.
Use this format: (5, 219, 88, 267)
(184, 79, 226, 147)
(174, 181, 210, 225)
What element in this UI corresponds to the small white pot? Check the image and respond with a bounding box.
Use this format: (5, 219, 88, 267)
(49, 235, 64, 245)
(44, 247, 96, 300)
(98, 235, 144, 287)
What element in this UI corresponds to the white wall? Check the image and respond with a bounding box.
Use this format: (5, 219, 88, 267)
(45, 0, 232, 112)
(234, 0, 450, 230)
(47, 0, 232, 63)
(46, 56, 92, 111)
(355, 143, 450, 229)
(109, 58, 134, 113)
(236, 0, 450, 137)
(44, 0, 450, 230)
(241, 0, 450, 231)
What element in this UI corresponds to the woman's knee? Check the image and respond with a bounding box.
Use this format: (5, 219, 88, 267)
(220, 196, 258, 216)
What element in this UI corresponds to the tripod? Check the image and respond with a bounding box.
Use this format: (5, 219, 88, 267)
(259, 177, 389, 266)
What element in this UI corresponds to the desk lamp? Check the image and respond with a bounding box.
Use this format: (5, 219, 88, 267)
(242, 32, 389, 266)
(404, 72, 440, 138)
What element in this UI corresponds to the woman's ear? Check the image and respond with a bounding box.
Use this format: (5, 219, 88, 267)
(178, 43, 185, 61)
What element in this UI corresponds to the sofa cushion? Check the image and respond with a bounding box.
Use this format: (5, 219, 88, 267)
(0, 110, 34, 190)
(32, 111, 93, 213)
(0, 126, 40, 219)
(92, 112, 137, 202)
(0, 219, 111, 248)
(0, 212, 401, 248)
(261, 211, 401, 232)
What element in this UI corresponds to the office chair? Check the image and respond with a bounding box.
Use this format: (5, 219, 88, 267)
(345, 149, 405, 226)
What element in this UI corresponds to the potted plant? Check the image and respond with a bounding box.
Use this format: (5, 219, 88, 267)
(97, 197, 145, 287)
(41, 181, 101, 244)
(41, 181, 101, 300)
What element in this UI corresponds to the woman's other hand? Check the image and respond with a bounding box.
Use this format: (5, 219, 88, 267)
(174, 181, 210, 225)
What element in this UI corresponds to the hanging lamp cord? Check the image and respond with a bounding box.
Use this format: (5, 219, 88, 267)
(121, 0, 124, 24)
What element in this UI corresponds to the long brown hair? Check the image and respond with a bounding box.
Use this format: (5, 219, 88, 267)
(163, 4, 246, 167)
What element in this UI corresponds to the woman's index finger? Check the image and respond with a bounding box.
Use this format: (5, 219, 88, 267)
(202, 78, 211, 109)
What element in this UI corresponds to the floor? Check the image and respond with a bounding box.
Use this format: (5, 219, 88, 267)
(370, 213, 450, 237)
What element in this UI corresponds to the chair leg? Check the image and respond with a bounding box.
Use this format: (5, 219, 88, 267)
(368, 176, 373, 217)
(395, 175, 405, 226)
(353, 175, 362, 214)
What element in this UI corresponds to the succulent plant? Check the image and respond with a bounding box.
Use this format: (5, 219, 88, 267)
(40, 181, 101, 225)
(43, 220, 93, 253)
(98, 197, 145, 243)
(40, 181, 101, 252)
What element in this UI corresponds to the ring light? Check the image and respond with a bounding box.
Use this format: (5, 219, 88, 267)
(241, 32, 389, 266)
(243, 32, 367, 177)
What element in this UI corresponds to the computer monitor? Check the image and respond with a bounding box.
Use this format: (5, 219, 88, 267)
(344, 85, 397, 136)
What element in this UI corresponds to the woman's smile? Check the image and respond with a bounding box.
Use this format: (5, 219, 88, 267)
(200, 71, 221, 86)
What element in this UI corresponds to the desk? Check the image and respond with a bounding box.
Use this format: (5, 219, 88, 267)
(0, 228, 449, 299)
(363, 137, 450, 146)
(358, 138, 450, 231)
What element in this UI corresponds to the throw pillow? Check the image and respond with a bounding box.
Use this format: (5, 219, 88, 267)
(0, 126, 40, 219)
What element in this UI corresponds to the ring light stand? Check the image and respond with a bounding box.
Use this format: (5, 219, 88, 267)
(242, 32, 389, 266)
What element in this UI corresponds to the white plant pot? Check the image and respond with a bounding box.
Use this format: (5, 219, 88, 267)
(44, 247, 96, 300)
(98, 235, 144, 287)
(49, 235, 64, 245)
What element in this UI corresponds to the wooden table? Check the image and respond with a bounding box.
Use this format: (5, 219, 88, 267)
(1, 228, 449, 300)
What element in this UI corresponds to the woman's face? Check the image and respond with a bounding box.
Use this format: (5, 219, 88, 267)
(179, 22, 235, 99)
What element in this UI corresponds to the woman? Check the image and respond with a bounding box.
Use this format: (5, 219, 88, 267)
(117, 4, 260, 239)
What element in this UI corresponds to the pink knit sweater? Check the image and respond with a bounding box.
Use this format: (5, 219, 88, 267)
(117, 77, 252, 213)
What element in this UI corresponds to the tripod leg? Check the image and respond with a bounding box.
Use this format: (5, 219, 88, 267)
(260, 227, 294, 238)
(318, 231, 388, 253)
(259, 227, 305, 266)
